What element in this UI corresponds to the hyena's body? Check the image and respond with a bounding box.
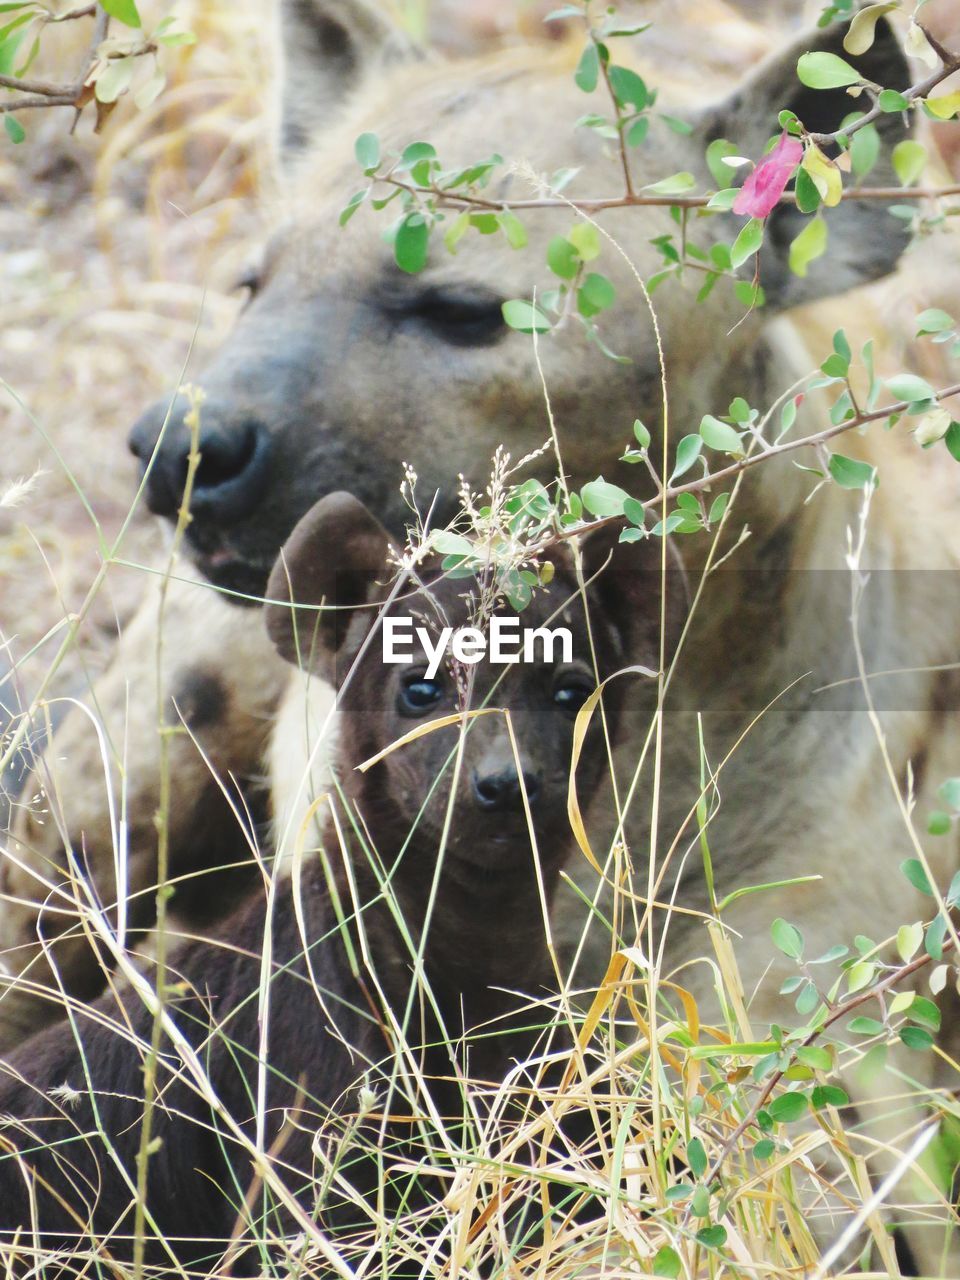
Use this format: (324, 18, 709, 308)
(3, 0, 960, 1265)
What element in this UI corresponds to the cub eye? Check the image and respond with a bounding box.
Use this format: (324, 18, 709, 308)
(398, 675, 444, 718)
(553, 680, 595, 718)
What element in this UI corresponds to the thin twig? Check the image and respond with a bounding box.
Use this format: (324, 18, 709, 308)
(0, 95, 74, 113)
(382, 175, 960, 214)
(528, 380, 960, 553)
(0, 3, 108, 116)
(697, 932, 956, 1197)
(807, 34, 960, 148)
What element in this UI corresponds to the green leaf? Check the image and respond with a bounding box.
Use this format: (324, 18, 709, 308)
(443, 211, 469, 252)
(706, 187, 739, 211)
(354, 132, 380, 173)
(728, 396, 751, 423)
(927, 913, 948, 960)
(696, 1225, 727, 1249)
(101, 0, 141, 26)
(847, 960, 876, 993)
(659, 113, 692, 136)
(574, 41, 599, 93)
(768, 1091, 809, 1123)
(580, 477, 629, 518)
(928, 810, 952, 836)
(569, 222, 600, 261)
(796, 1045, 832, 1071)
(794, 166, 822, 214)
(625, 116, 650, 147)
(652, 1247, 682, 1279)
(497, 211, 527, 249)
(879, 89, 910, 113)
(687, 1136, 707, 1178)
(797, 51, 862, 89)
(431, 531, 475, 557)
(886, 372, 936, 404)
(699, 415, 744, 455)
(771, 917, 803, 961)
(796, 980, 820, 1015)
(577, 272, 616, 317)
(828, 453, 877, 490)
(897, 922, 924, 963)
(789, 215, 827, 278)
(3, 113, 24, 144)
(908, 996, 941, 1032)
(708, 492, 730, 524)
(547, 236, 580, 279)
(821, 352, 849, 379)
(893, 140, 927, 187)
(502, 299, 551, 334)
(916, 308, 954, 336)
(946, 421, 960, 462)
(633, 419, 650, 448)
(730, 218, 763, 270)
(849, 1016, 886, 1035)
(607, 64, 649, 112)
(622, 497, 646, 526)
(901, 855, 931, 896)
(849, 123, 881, 179)
(753, 1138, 776, 1159)
(398, 140, 436, 172)
(811, 1085, 849, 1109)
(670, 434, 702, 481)
(900, 1025, 934, 1051)
(394, 215, 430, 274)
(706, 138, 738, 188)
(642, 171, 696, 196)
(154, 27, 195, 47)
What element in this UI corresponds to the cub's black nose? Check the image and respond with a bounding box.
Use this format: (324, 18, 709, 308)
(472, 767, 541, 812)
(128, 399, 273, 526)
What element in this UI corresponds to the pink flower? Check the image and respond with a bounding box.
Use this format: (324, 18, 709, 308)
(732, 133, 803, 218)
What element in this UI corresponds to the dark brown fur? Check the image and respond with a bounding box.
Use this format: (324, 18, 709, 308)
(0, 494, 684, 1271)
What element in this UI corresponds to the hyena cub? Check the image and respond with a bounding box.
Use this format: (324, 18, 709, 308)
(0, 493, 685, 1271)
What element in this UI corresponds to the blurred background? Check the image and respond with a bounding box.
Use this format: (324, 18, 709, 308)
(1, 0, 958, 700)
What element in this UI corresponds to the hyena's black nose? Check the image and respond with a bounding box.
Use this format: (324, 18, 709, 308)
(472, 767, 541, 812)
(128, 398, 273, 526)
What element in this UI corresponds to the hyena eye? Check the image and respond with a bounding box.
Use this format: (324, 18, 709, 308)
(388, 286, 507, 348)
(553, 679, 594, 718)
(398, 674, 445, 717)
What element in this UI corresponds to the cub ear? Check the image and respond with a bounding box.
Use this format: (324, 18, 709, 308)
(277, 0, 421, 161)
(577, 523, 689, 669)
(265, 491, 392, 683)
(696, 16, 913, 309)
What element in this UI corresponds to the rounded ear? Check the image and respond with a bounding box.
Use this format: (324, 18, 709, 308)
(576, 522, 689, 668)
(277, 0, 422, 162)
(695, 16, 912, 309)
(265, 491, 392, 681)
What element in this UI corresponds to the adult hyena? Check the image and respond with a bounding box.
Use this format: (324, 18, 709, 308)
(2, 0, 960, 1264)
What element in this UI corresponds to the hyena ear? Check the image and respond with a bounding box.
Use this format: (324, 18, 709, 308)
(577, 524, 689, 669)
(265, 491, 392, 683)
(695, 16, 912, 309)
(278, 0, 421, 160)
